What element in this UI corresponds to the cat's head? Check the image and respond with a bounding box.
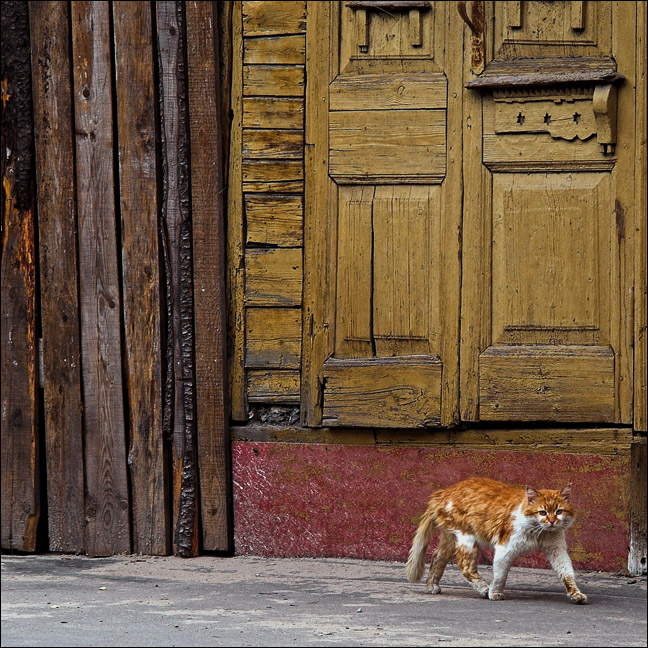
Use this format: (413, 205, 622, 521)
(523, 484, 575, 532)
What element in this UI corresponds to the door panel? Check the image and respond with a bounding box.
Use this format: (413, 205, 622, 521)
(303, 1, 462, 427)
(462, 0, 635, 423)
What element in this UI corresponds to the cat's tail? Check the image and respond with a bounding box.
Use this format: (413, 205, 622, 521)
(406, 507, 437, 583)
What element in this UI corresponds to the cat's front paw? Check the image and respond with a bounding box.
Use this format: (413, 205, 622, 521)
(426, 583, 442, 594)
(488, 591, 504, 601)
(569, 591, 588, 605)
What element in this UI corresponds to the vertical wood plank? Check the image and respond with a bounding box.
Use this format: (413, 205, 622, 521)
(157, 0, 199, 557)
(460, 2, 492, 422)
(301, 0, 334, 425)
(113, 0, 170, 555)
(635, 0, 647, 432)
(612, 1, 636, 424)
(227, 2, 247, 421)
(628, 439, 647, 575)
(185, 0, 232, 553)
(71, 0, 130, 556)
(1, 0, 40, 552)
(30, 0, 85, 553)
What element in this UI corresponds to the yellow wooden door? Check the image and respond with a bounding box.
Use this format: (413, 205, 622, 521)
(461, 0, 636, 424)
(302, 1, 463, 427)
(303, 1, 638, 428)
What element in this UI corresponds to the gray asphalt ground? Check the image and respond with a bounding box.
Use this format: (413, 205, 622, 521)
(1, 554, 646, 647)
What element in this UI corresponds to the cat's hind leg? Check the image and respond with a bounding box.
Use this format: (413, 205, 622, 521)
(454, 533, 490, 598)
(426, 529, 456, 594)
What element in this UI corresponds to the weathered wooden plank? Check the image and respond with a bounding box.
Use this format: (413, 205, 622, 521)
(243, 65, 305, 96)
(245, 248, 302, 306)
(479, 345, 615, 422)
(244, 34, 305, 64)
(71, 0, 130, 556)
(242, 159, 303, 192)
(113, 0, 169, 556)
(247, 370, 301, 403)
(245, 193, 303, 247)
(227, 2, 248, 422)
(186, 0, 232, 553)
(334, 186, 374, 359)
(242, 1, 306, 36)
(1, 0, 40, 552)
(243, 97, 304, 129)
(301, 0, 334, 426)
(233, 425, 634, 457)
(329, 73, 446, 111)
(322, 357, 442, 428)
(157, 0, 199, 557)
(29, 0, 84, 553)
(628, 439, 647, 575)
(245, 308, 301, 368)
(636, 0, 647, 432)
(328, 109, 446, 182)
(242, 128, 303, 159)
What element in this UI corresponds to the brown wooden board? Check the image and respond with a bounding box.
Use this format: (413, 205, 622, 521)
(186, 0, 232, 553)
(244, 248, 302, 307)
(242, 1, 306, 37)
(245, 194, 303, 247)
(629, 439, 647, 575)
(29, 0, 85, 553)
(113, 0, 170, 556)
(1, 0, 40, 552)
(71, 0, 130, 556)
(157, 0, 199, 557)
(245, 307, 302, 369)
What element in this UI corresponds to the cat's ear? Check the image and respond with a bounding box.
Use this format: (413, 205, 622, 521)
(560, 483, 572, 501)
(526, 486, 539, 504)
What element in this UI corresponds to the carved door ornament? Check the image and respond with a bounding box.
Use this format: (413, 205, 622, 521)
(461, 0, 624, 155)
(345, 0, 432, 56)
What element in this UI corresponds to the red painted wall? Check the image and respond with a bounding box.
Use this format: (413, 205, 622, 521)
(232, 441, 630, 571)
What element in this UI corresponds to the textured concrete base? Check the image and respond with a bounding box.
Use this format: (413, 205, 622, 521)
(1, 555, 646, 647)
(232, 441, 630, 571)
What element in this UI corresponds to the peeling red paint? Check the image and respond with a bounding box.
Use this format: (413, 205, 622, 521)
(232, 442, 630, 571)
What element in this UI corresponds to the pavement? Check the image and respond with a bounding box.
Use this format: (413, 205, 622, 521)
(1, 554, 646, 647)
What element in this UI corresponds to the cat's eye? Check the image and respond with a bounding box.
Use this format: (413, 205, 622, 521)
(556, 509, 563, 515)
(538, 510, 547, 516)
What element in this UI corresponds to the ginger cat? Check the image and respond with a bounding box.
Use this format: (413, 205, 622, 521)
(406, 477, 587, 604)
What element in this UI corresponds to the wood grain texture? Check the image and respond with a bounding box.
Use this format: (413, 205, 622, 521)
(186, 0, 232, 552)
(636, 0, 647, 432)
(329, 109, 446, 183)
(245, 307, 301, 368)
(242, 1, 306, 36)
(247, 370, 300, 403)
(29, 0, 85, 553)
(628, 439, 647, 575)
(478, 345, 615, 422)
(1, 0, 40, 552)
(227, 2, 248, 421)
(113, 0, 169, 556)
(245, 248, 302, 306)
(245, 194, 303, 247)
(233, 424, 634, 457)
(243, 128, 303, 159)
(243, 65, 305, 96)
(156, 0, 198, 557)
(71, 0, 130, 556)
(243, 97, 304, 129)
(242, 159, 303, 192)
(329, 73, 446, 111)
(322, 357, 442, 428)
(244, 34, 305, 64)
